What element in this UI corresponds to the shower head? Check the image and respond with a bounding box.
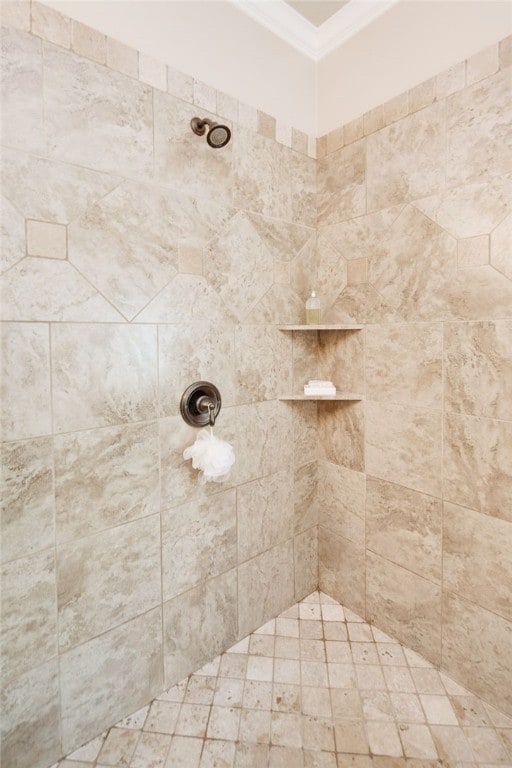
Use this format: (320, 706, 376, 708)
(190, 117, 231, 148)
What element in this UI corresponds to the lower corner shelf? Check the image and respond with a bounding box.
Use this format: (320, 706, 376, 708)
(279, 393, 364, 401)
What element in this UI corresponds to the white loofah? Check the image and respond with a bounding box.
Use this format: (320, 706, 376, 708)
(183, 428, 235, 484)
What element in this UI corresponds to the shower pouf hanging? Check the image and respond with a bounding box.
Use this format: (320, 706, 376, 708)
(183, 428, 235, 484)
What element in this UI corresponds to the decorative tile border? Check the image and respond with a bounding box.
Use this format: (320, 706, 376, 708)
(1, 0, 317, 158)
(317, 34, 512, 159)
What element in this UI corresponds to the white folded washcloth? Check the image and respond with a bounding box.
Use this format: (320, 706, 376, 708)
(304, 384, 336, 396)
(307, 379, 335, 388)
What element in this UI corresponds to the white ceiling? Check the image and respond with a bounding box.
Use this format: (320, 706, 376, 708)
(284, 0, 349, 27)
(232, 0, 400, 60)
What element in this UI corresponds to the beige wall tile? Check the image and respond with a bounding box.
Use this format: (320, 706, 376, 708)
(326, 126, 344, 155)
(44, 44, 153, 177)
(383, 92, 409, 124)
(319, 527, 365, 615)
(54, 422, 159, 544)
(0, 438, 54, 562)
(366, 477, 442, 582)
(237, 471, 293, 562)
(163, 570, 237, 685)
(26, 219, 67, 258)
(457, 235, 489, 267)
(307, 135, 316, 159)
(1, 28, 44, 153)
(216, 90, 238, 122)
(235, 324, 292, 403)
(366, 323, 443, 409)
(318, 327, 364, 395)
(291, 127, 308, 155)
(2, 0, 31, 30)
(238, 540, 295, 637)
(365, 401, 442, 497)
(167, 66, 193, 102)
(491, 212, 512, 280)
(318, 461, 365, 545)
(276, 121, 292, 148)
(294, 527, 318, 600)
(0, 658, 60, 768)
(71, 20, 105, 64)
(234, 401, 293, 487)
(1, 322, 51, 440)
(57, 515, 161, 650)
(316, 135, 327, 159)
(138, 52, 166, 90)
(364, 105, 385, 135)
(294, 461, 318, 534)
(318, 401, 365, 473)
(442, 592, 512, 716)
(436, 62, 465, 98)
(60, 608, 163, 753)
(346, 257, 368, 285)
(366, 552, 441, 665)
(51, 323, 157, 433)
(317, 140, 366, 226)
(466, 44, 499, 86)
(443, 501, 512, 621)
(447, 68, 512, 185)
(316, 233, 347, 311)
(193, 79, 216, 112)
(444, 321, 512, 420)
(1, 195, 25, 272)
(234, 133, 293, 222)
(443, 412, 512, 522)
(408, 77, 435, 113)
(162, 490, 237, 600)
(499, 34, 512, 68)
(31, 2, 70, 47)
(106, 37, 138, 78)
(343, 115, 364, 144)
(178, 245, 203, 275)
(367, 102, 446, 211)
(257, 111, 276, 140)
(1, 550, 57, 683)
(238, 101, 258, 131)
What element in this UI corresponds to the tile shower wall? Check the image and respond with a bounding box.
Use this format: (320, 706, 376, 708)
(0, 6, 318, 767)
(316, 37, 512, 717)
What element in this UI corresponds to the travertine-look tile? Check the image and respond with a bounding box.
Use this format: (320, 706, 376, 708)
(291, 151, 317, 227)
(138, 52, 166, 89)
(443, 501, 512, 621)
(366, 323, 442, 408)
(318, 327, 364, 395)
(318, 402, 364, 473)
(1, 549, 57, 683)
(162, 490, 237, 600)
(26, 219, 67, 259)
(318, 461, 365, 545)
(364, 105, 385, 135)
(68, 180, 183, 320)
(367, 101, 446, 211)
(247, 213, 313, 265)
(217, 90, 238, 123)
(137, 274, 234, 324)
(44, 43, 152, 176)
(383, 92, 409, 125)
(163, 570, 237, 685)
(233, 131, 292, 222)
(1, 0, 31, 30)
(0, 258, 123, 322)
(447, 67, 512, 184)
(51, 323, 158, 433)
(443, 412, 512, 521)
(258, 110, 276, 140)
(235, 325, 292, 403)
(167, 65, 193, 102)
(365, 401, 442, 497)
(457, 234, 489, 267)
(54, 422, 159, 543)
(71, 20, 105, 63)
(491, 212, 512, 280)
(205, 214, 273, 322)
(466, 44, 499, 86)
(294, 527, 318, 600)
(346, 257, 368, 284)
(237, 472, 293, 562)
(235, 401, 293, 486)
(60, 608, 163, 753)
(436, 62, 465, 98)
(31, 2, 70, 47)
(317, 139, 366, 225)
(159, 323, 235, 416)
(294, 461, 318, 534)
(319, 528, 365, 615)
(57, 514, 161, 649)
(0, 658, 60, 768)
(366, 477, 442, 583)
(315, 234, 347, 311)
(1, 322, 51, 440)
(1, 28, 44, 153)
(106, 37, 138, 77)
(343, 115, 364, 145)
(325, 126, 344, 155)
(193, 80, 216, 112)
(408, 77, 436, 113)
(1, 195, 25, 273)
(444, 321, 512, 420)
(413, 175, 512, 239)
(0, 437, 54, 562)
(238, 541, 295, 637)
(442, 592, 512, 717)
(366, 552, 441, 666)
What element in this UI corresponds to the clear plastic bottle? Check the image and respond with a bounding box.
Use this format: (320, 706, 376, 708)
(305, 290, 321, 325)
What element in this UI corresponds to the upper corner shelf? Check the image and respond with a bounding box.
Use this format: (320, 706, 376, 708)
(277, 324, 363, 331)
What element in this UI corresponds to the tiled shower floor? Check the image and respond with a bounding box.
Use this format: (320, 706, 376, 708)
(55, 591, 512, 768)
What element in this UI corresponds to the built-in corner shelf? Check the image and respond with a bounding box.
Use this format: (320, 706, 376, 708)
(279, 393, 363, 401)
(279, 323, 364, 402)
(277, 324, 363, 331)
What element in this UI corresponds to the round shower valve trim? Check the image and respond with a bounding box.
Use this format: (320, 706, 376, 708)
(180, 381, 222, 427)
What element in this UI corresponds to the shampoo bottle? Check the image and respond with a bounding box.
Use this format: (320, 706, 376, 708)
(305, 290, 320, 324)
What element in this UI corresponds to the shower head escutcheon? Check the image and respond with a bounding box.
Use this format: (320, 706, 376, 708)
(190, 117, 231, 148)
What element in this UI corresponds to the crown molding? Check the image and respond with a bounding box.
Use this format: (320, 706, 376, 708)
(231, 0, 400, 61)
